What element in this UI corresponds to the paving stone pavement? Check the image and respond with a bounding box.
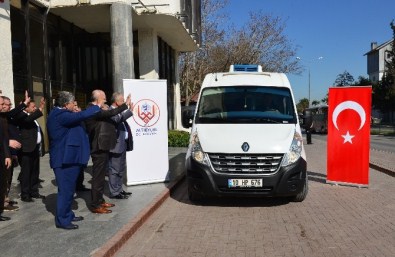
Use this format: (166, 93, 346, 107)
(113, 139, 395, 257)
(0, 148, 186, 257)
(370, 148, 395, 174)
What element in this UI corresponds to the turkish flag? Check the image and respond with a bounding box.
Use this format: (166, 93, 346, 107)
(327, 86, 372, 186)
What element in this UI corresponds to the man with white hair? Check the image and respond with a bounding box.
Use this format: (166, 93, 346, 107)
(85, 90, 131, 214)
(108, 92, 134, 199)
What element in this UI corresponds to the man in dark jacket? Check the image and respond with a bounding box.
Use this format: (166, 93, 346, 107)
(108, 92, 134, 199)
(84, 90, 130, 214)
(0, 97, 12, 221)
(1, 94, 30, 211)
(16, 98, 46, 202)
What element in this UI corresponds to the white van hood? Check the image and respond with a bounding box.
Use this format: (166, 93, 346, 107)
(194, 124, 296, 154)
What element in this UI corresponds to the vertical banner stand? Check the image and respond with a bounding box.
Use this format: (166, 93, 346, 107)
(326, 86, 372, 188)
(123, 79, 169, 185)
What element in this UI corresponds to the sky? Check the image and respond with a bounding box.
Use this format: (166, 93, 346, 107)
(221, 0, 395, 103)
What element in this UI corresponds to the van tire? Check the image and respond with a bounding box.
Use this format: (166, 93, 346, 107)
(188, 183, 203, 202)
(292, 177, 308, 202)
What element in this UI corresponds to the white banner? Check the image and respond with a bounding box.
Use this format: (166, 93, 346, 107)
(123, 79, 169, 185)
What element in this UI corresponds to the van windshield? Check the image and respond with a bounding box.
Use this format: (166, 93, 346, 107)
(195, 86, 297, 124)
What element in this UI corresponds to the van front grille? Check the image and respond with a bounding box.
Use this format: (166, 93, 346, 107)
(208, 153, 283, 174)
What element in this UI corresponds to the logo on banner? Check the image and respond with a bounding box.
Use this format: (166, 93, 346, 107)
(332, 100, 366, 144)
(132, 99, 160, 127)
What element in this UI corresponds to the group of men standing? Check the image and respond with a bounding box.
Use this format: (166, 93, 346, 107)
(0, 92, 46, 220)
(84, 90, 133, 215)
(0, 90, 134, 230)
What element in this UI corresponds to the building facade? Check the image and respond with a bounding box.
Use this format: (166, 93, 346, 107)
(365, 39, 393, 83)
(0, 0, 201, 131)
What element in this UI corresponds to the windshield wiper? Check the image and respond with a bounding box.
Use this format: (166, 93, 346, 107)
(252, 118, 282, 123)
(196, 117, 226, 123)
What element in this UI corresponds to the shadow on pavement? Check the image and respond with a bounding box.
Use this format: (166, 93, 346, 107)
(166, 152, 186, 186)
(171, 181, 291, 208)
(307, 171, 327, 184)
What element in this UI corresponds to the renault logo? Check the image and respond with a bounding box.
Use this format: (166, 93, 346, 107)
(241, 142, 250, 152)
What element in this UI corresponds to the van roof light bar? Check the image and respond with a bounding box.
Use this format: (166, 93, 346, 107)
(229, 64, 262, 72)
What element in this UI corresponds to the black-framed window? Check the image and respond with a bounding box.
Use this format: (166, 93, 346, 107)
(11, 3, 112, 103)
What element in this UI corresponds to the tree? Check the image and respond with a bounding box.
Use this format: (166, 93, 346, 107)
(322, 70, 356, 105)
(353, 76, 372, 86)
(180, 0, 302, 106)
(321, 73, 370, 105)
(385, 20, 395, 87)
(311, 100, 320, 106)
(372, 78, 395, 119)
(180, 0, 228, 106)
(372, 20, 395, 121)
(296, 98, 309, 114)
(334, 70, 355, 86)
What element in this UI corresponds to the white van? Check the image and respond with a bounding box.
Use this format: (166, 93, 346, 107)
(184, 64, 308, 202)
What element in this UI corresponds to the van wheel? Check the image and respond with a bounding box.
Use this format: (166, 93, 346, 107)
(292, 177, 308, 202)
(188, 183, 203, 202)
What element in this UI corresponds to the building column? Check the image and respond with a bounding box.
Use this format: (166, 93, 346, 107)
(0, 1, 14, 99)
(138, 29, 159, 79)
(174, 51, 184, 130)
(110, 3, 134, 93)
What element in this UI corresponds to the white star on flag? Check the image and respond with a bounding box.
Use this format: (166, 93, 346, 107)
(341, 131, 355, 144)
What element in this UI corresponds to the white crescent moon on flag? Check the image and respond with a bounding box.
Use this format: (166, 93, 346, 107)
(332, 101, 366, 131)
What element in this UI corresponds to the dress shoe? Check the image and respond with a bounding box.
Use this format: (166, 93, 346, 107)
(31, 194, 46, 199)
(91, 207, 112, 214)
(21, 196, 34, 202)
(56, 224, 79, 230)
(8, 200, 18, 205)
(0, 215, 11, 221)
(101, 202, 115, 208)
(110, 194, 128, 199)
(4, 205, 19, 212)
(120, 190, 132, 196)
(76, 186, 90, 192)
(72, 216, 84, 222)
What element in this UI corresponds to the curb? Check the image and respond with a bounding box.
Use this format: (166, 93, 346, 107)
(92, 174, 186, 257)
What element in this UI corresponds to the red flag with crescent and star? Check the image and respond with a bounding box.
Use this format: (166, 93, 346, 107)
(327, 86, 372, 186)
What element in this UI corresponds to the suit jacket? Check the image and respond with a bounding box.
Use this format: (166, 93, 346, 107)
(16, 110, 45, 154)
(109, 106, 133, 154)
(5, 102, 26, 155)
(47, 105, 101, 169)
(6, 102, 27, 119)
(0, 114, 11, 165)
(84, 103, 128, 153)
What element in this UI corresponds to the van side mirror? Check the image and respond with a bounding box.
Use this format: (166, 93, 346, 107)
(181, 106, 195, 128)
(302, 109, 313, 129)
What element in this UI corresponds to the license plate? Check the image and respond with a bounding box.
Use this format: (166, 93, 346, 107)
(228, 179, 263, 188)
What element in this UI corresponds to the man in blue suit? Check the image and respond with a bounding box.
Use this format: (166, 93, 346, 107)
(47, 91, 103, 230)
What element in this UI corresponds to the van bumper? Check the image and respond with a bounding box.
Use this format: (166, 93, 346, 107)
(186, 156, 307, 198)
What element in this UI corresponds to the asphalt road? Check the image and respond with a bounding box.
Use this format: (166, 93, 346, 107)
(312, 134, 395, 153)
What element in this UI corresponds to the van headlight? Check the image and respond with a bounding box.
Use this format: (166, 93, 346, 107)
(190, 132, 209, 165)
(281, 131, 303, 167)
